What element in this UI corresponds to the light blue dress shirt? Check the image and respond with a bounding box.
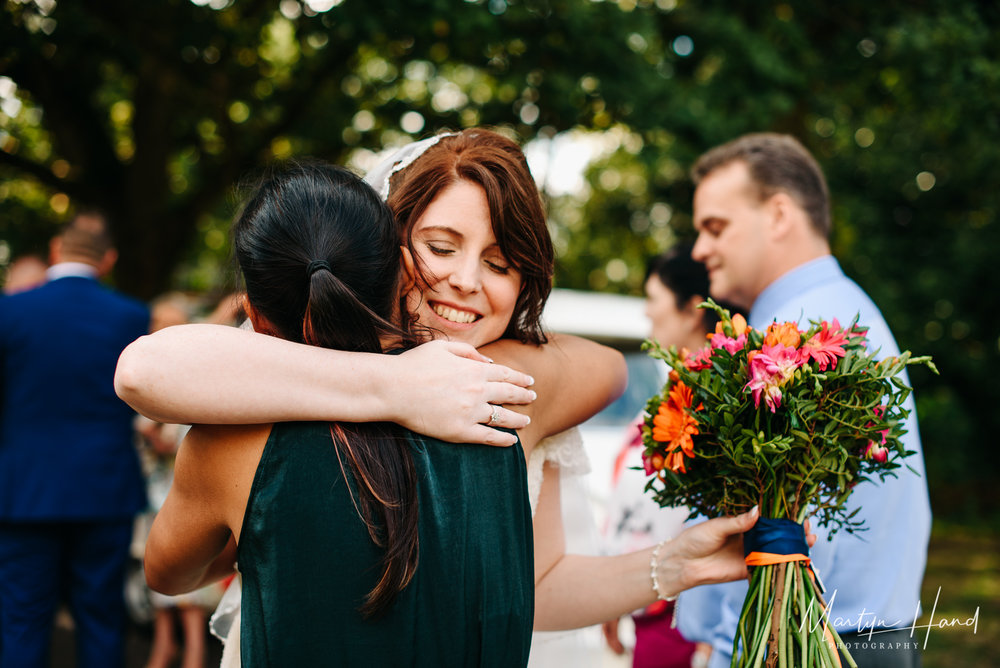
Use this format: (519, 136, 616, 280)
(677, 256, 932, 667)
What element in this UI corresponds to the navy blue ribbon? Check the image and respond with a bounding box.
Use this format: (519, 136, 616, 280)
(743, 517, 809, 559)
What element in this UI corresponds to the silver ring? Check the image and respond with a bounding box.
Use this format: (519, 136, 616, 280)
(487, 404, 500, 426)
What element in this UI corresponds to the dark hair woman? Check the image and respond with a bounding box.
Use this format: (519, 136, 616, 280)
(143, 161, 535, 666)
(643, 242, 744, 351)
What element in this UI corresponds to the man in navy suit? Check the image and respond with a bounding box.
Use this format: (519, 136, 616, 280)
(0, 212, 150, 668)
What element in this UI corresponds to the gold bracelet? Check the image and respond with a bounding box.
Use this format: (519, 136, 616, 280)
(650, 539, 678, 602)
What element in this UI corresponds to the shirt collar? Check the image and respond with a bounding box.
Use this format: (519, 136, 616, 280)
(46, 262, 99, 282)
(749, 255, 843, 329)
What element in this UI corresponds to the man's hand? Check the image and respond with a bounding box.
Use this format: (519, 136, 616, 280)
(389, 340, 536, 447)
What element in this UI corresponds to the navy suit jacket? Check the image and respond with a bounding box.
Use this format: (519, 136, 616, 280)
(0, 275, 150, 521)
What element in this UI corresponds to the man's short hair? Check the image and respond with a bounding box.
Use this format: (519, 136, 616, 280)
(58, 211, 114, 263)
(691, 133, 831, 238)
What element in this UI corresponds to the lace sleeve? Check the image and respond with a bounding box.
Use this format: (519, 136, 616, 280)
(525, 427, 591, 515)
(538, 426, 591, 475)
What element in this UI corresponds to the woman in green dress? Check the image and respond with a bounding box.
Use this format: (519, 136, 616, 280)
(144, 161, 538, 666)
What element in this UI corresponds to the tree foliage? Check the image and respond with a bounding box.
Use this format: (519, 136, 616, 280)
(0, 0, 652, 295)
(2, 0, 998, 516)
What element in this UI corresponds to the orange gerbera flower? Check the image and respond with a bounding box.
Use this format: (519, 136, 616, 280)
(764, 321, 802, 348)
(651, 381, 700, 473)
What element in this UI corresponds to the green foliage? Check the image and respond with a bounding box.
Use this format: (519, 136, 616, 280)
(0, 0, 653, 296)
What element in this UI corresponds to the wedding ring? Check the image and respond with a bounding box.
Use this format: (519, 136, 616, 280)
(487, 404, 500, 426)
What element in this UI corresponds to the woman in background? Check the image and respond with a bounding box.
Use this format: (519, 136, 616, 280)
(602, 243, 740, 668)
(138, 292, 239, 668)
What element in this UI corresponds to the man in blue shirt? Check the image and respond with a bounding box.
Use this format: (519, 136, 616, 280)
(681, 133, 930, 667)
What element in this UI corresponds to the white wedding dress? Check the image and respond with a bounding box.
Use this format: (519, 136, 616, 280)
(526, 427, 604, 668)
(210, 427, 600, 667)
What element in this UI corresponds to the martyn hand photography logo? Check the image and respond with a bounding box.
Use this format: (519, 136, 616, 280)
(801, 587, 981, 651)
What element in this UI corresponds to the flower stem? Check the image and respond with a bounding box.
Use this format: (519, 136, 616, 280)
(778, 562, 795, 667)
(765, 562, 787, 668)
(796, 565, 808, 660)
(802, 567, 858, 668)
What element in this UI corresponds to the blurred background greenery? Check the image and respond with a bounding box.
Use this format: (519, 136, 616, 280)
(2, 0, 997, 580)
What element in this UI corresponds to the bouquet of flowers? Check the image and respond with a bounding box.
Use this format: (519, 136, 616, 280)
(641, 301, 935, 668)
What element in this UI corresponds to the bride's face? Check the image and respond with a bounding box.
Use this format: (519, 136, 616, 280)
(406, 180, 522, 349)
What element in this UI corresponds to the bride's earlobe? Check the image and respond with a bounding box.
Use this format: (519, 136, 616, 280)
(400, 246, 417, 294)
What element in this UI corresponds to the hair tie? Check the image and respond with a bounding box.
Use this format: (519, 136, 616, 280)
(306, 260, 332, 277)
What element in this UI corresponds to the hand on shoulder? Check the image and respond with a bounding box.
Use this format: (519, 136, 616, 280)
(389, 340, 536, 447)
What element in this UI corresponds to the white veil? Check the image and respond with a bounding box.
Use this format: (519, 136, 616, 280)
(363, 132, 459, 201)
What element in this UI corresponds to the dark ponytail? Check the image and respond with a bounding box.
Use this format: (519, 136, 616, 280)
(233, 160, 419, 617)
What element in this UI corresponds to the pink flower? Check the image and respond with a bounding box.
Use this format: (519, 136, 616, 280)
(710, 331, 747, 355)
(863, 405, 890, 462)
(744, 343, 802, 412)
(754, 382, 784, 413)
(800, 319, 849, 371)
(642, 450, 665, 475)
(686, 323, 749, 370)
(864, 441, 889, 463)
(685, 347, 714, 371)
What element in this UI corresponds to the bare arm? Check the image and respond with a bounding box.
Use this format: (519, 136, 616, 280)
(115, 324, 535, 447)
(144, 423, 267, 595)
(481, 332, 628, 456)
(532, 506, 760, 631)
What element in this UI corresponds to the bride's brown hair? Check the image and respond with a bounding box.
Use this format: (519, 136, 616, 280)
(386, 129, 554, 345)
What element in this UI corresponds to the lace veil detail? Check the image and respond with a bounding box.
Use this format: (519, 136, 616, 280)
(363, 132, 459, 201)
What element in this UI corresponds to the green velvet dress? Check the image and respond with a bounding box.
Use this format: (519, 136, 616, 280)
(237, 421, 534, 667)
